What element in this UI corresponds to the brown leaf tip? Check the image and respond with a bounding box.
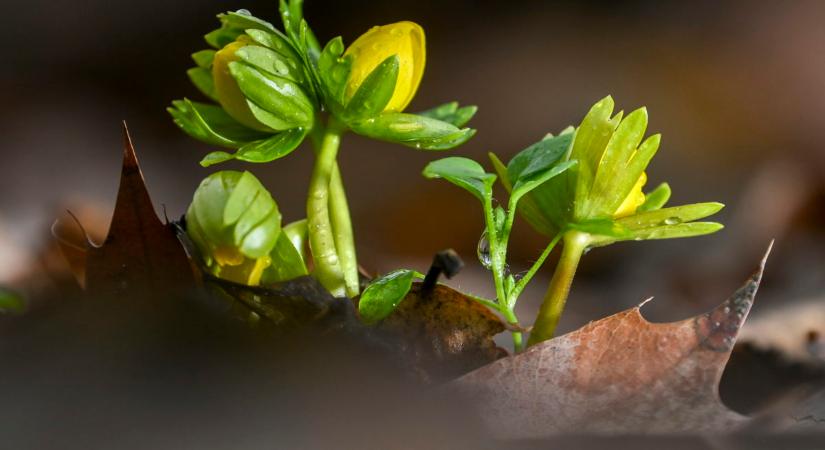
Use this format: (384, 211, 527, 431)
(694, 241, 773, 353)
(121, 121, 140, 171)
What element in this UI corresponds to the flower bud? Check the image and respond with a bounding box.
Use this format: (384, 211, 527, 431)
(186, 171, 282, 285)
(344, 21, 426, 113)
(212, 37, 272, 131)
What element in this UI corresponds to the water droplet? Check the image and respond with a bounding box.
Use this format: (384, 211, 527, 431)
(477, 231, 492, 270)
(723, 306, 731, 314)
(274, 60, 289, 75)
(664, 217, 682, 225)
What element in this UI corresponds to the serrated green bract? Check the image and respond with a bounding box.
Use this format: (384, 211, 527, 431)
(422, 157, 496, 202)
(358, 269, 418, 325)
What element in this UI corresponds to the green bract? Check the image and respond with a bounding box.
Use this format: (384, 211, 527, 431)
(186, 170, 308, 286)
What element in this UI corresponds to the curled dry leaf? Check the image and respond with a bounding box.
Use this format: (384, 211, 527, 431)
(452, 244, 772, 437)
(372, 283, 507, 383)
(83, 123, 195, 296)
(207, 274, 360, 334)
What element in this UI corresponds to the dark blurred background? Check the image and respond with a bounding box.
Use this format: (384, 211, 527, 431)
(1, 0, 824, 340)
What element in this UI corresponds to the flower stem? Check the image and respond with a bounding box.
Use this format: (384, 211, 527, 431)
(307, 120, 346, 297)
(329, 163, 359, 297)
(527, 230, 590, 346)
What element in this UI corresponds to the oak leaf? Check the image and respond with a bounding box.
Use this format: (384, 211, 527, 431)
(453, 245, 771, 437)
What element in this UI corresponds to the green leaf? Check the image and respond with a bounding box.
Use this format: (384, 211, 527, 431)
(422, 157, 496, 202)
(228, 61, 314, 128)
(616, 202, 724, 230)
(282, 219, 308, 255)
(568, 96, 619, 217)
(168, 99, 271, 148)
(507, 131, 574, 183)
(200, 151, 235, 167)
(628, 222, 724, 241)
(192, 49, 216, 68)
(223, 171, 262, 225)
(200, 128, 308, 167)
(488, 152, 512, 192)
(261, 230, 309, 283)
(240, 208, 282, 258)
(638, 182, 671, 212)
(0, 287, 24, 314)
(493, 206, 506, 238)
(568, 218, 631, 238)
(205, 27, 243, 49)
(345, 55, 399, 119)
(419, 102, 478, 128)
(220, 10, 277, 34)
(186, 67, 218, 102)
(585, 107, 653, 218)
(204, 10, 278, 49)
(511, 160, 577, 205)
(235, 44, 305, 84)
(317, 37, 350, 105)
(244, 29, 300, 60)
(358, 269, 417, 325)
(351, 112, 476, 150)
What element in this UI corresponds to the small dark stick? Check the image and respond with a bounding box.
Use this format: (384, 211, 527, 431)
(421, 249, 464, 295)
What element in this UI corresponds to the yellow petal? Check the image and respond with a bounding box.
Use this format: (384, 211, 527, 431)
(214, 244, 245, 266)
(212, 39, 270, 131)
(344, 21, 426, 112)
(216, 255, 272, 286)
(614, 172, 647, 218)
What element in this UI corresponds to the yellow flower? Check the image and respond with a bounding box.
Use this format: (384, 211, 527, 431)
(344, 21, 426, 112)
(613, 172, 647, 218)
(212, 37, 271, 131)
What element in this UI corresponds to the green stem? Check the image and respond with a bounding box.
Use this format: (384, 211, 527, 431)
(329, 163, 359, 297)
(527, 230, 590, 346)
(509, 232, 563, 303)
(308, 121, 346, 297)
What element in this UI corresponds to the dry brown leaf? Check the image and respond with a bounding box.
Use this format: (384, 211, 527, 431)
(453, 245, 772, 437)
(84, 123, 195, 296)
(374, 283, 507, 382)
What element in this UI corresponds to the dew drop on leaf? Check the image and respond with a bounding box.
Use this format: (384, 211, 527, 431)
(664, 217, 682, 225)
(477, 231, 492, 270)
